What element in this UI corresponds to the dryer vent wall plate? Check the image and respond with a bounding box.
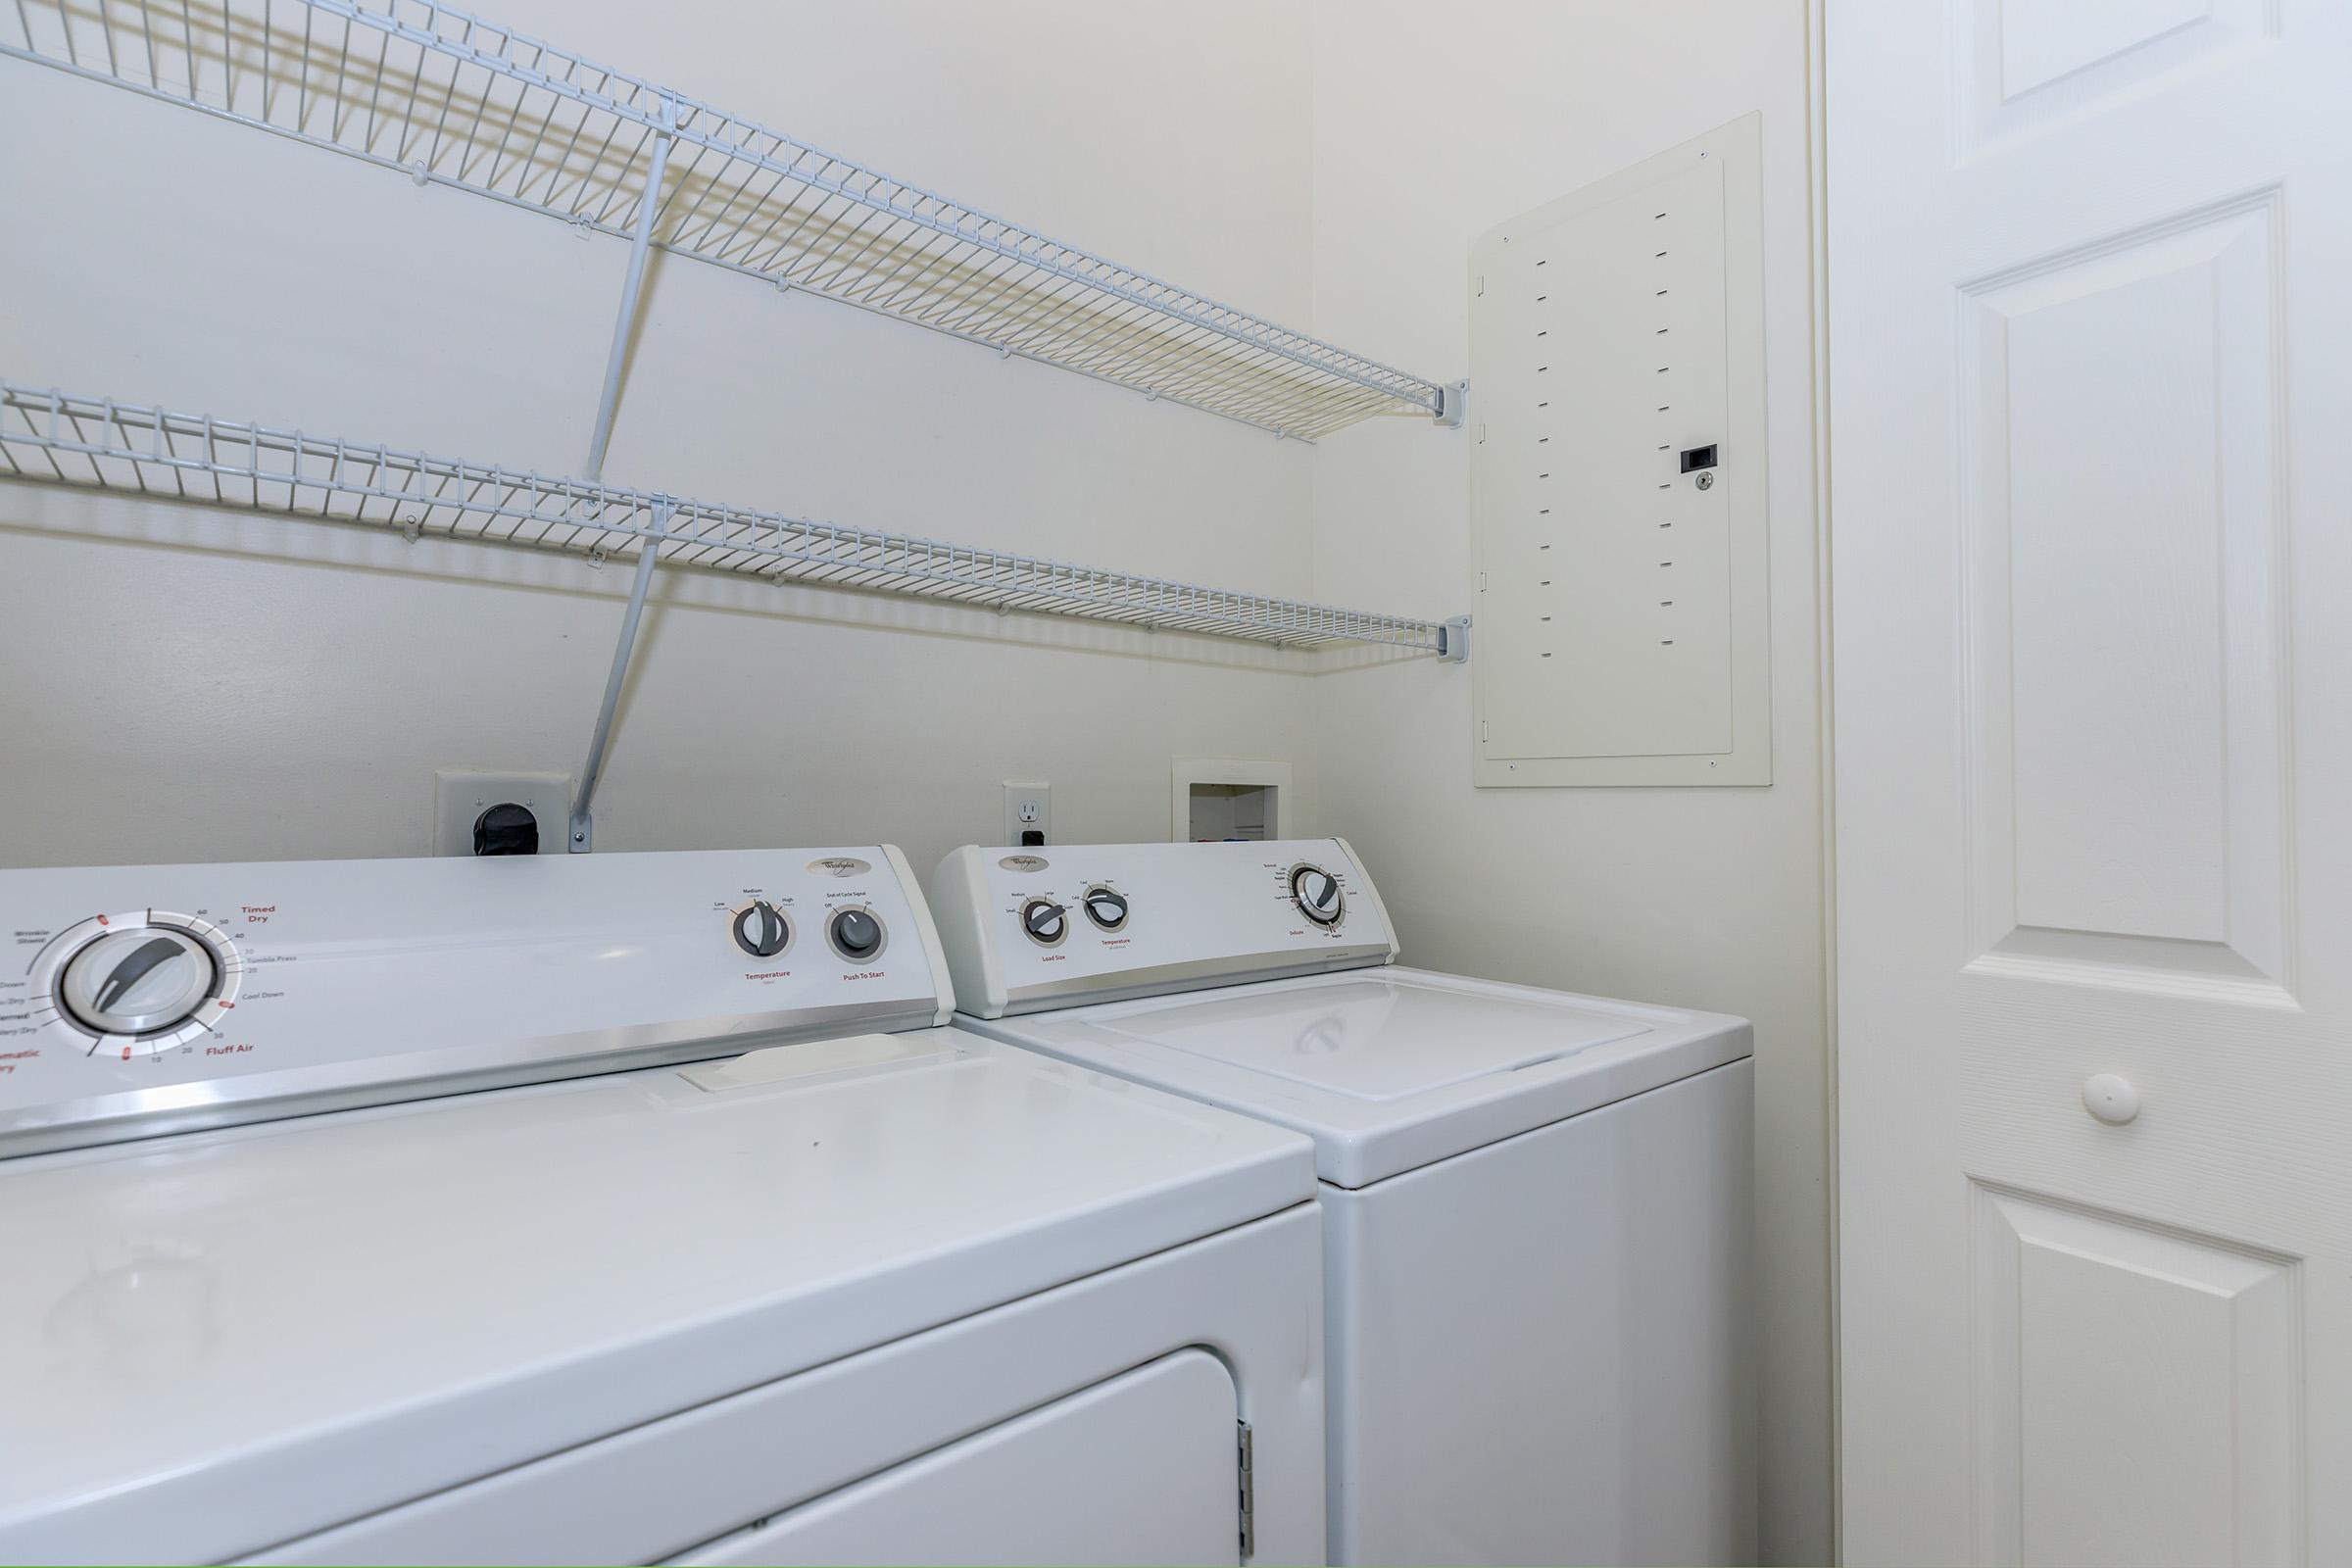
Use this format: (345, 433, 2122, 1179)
(434, 770, 572, 856)
(1467, 112, 1771, 787)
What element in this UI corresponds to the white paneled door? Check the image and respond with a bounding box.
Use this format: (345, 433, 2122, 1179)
(1829, 3, 2351, 1564)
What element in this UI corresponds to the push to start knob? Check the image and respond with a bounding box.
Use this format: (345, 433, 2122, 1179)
(1290, 863, 1345, 927)
(61, 927, 219, 1036)
(828, 906, 885, 962)
(1020, 897, 1068, 947)
(731, 901, 791, 958)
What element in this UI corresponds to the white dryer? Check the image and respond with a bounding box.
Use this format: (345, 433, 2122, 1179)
(0, 847, 1324, 1565)
(932, 838, 1757, 1567)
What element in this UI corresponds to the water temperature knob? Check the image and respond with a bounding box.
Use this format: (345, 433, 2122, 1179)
(731, 901, 792, 958)
(1081, 886, 1129, 932)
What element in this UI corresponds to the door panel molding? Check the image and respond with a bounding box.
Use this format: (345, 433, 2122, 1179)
(1969, 1180, 2303, 1566)
(1952, 0, 2281, 157)
(1954, 187, 2294, 1007)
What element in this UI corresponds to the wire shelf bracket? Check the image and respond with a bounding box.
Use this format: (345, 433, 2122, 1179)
(1435, 615, 1471, 663)
(2, 0, 1464, 442)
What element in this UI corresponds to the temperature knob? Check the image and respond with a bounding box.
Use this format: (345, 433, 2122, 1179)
(1020, 898, 1068, 947)
(731, 901, 791, 958)
(1290, 863, 1345, 927)
(60, 927, 220, 1037)
(1081, 886, 1129, 932)
(828, 906, 885, 963)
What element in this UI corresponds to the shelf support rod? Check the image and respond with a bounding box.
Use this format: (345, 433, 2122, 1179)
(582, 95, 678, 480)
(568, 503, 673, 852)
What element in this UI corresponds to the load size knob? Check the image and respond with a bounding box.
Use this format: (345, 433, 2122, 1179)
(828, 906, 885, 963)
(1081, 886, 1129, 932)
(1290, 863, 1345, 927)
(60, 926, 220, 1037)
(731, 901, 791, 958)
(1020, 897, 1068, 947)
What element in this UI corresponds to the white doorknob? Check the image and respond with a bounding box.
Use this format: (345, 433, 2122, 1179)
(2082, 1073, 2140, 1126)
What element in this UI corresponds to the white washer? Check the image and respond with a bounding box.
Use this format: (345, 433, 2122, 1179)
(0, 848, 1324, 1565)
(932, 838, 1757, 1567)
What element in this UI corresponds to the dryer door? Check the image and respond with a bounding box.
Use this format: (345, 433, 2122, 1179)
(664, 1349, 1241, 1567)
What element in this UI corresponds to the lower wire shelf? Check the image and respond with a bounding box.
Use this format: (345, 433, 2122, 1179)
(0, 382, 1450, 652)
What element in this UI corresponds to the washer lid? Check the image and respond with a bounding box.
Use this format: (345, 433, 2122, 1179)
(1114, 978, 1650, 1100)
(0, 1030, 1312, 1566)
(991, 967, 1753, 1187)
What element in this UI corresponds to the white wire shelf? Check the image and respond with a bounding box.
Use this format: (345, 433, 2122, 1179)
(0, 383, 1451, 651)
(1, 0, 1453, 441)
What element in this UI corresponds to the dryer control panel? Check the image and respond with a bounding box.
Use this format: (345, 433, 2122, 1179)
(0, 847, 952, 1157)
(930, 838, 1398, 1019)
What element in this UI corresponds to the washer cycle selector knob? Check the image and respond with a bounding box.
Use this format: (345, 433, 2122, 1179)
(731, 901, 791, 958)
(1081, 886, 1129, 932)
(61, 927, 219, 1037)
(828, 906, 885, 963)
(1020, 898, 1068, 947)
(1290, 863, 1345, 927)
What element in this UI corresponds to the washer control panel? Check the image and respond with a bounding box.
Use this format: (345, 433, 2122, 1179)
(0, 847, 949, 1157)
(930, 838, 1398, 1019)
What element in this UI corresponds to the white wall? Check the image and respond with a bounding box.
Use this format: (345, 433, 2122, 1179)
(1302, 4, 1833, 1562)
(0, 0, 1326, 875)
(1, 5, 1833, 1556)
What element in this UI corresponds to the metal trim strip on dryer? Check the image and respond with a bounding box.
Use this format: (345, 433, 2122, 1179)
(0, 1001, 945, 1158)
(998, 945, 1394, 1016)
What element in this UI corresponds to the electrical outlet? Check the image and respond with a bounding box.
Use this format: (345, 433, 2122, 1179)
(1003, 780, 1051, 848)
(433, 770, 572, 857)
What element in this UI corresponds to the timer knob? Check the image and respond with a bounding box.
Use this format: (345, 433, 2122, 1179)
(1021, 898, 1068, 947)
(731, 901, 791, 957)
(1081, 886, 1129, 932)
(61, 927, 219, 1037)
(1291, 864, 1345, 927)
(829, 906, 885, 962)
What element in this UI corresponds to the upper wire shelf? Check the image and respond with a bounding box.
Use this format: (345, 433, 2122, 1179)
(1, 0, 1452, 441)
(0, 383, 1449, 651)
